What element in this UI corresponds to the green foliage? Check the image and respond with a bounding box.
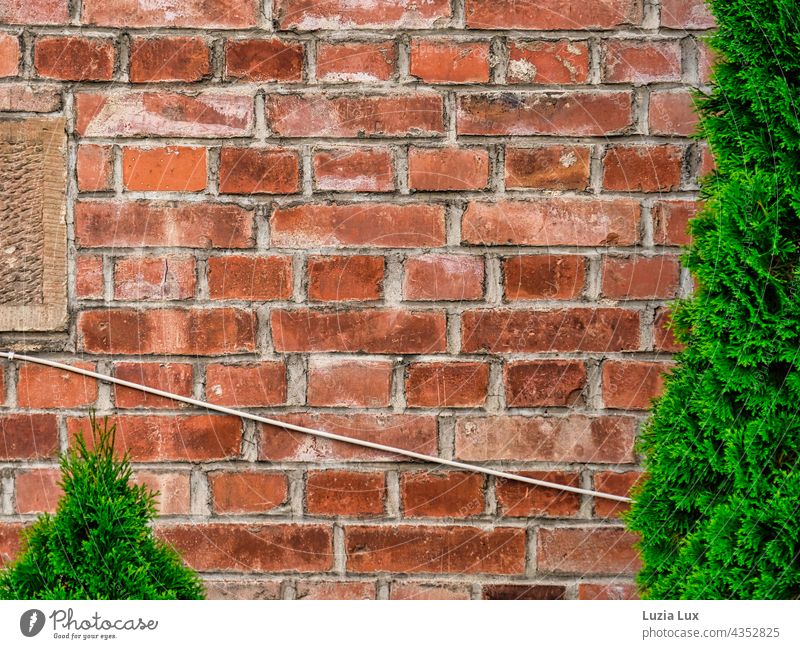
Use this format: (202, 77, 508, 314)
(626, 0, 800, 598)
(0, 414, 204, 599)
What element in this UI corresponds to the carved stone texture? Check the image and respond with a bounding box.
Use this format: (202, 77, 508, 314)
(0, 118, 67, 331)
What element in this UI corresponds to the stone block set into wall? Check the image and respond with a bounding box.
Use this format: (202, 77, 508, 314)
(0, 0, 714, 599)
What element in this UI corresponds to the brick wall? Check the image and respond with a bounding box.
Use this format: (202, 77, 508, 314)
(0, 0, 714, 599)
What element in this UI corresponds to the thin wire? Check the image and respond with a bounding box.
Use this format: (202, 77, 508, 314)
(0, 351, 631, 503)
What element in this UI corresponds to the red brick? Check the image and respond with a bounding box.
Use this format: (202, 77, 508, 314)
(503, 255, 586, 300)
(602, 255, 681, 299)
(390, 582, 471, 600)
(594, 471, 643, 519)
(205, 362, 287, 407)
(463, 199, 640, 246)
(113, 362, 193, 409)
(0, 0, 68, 25)
(209, 472, 289, 514)
(75, 201, 253, 249)
(537, 527, 641, 575)
(17, 361, 98, 408)
(0, 414, 59, 460)
(317, 41, 395, 83)
(114, 256, 196, 300)
(698, 42, 716, 85)
(410, 40, 490, 83)
(458, 92, 633, 136)
(0, 523, 24, 566)
(313, 148, 394, 192)
(653, 200, 698, 246)
(466, 0, 642, 29)
(135, 471, 191, 515)
(0, 33, 20, 77)
(507, 40, 589, 84)
(403, 254, 484, 301)
(307, 358, 393, 408)
(272, 309, 446, 354)
(307, 255, 384, 302)
(482, 584, 566, 600)
(504, 360, 587, 407)
(649, 89, 698, 136)
(271, 203, 445, 248)
(225, 38, 304, 82)
(15, 468, 60, 513)
(275, 0, 450, 29)
(296, 581, 376, 600)
(602, 40, 682, 84)
(603, 360, 671, 410)
(462, 308, 641, 353)
(654, 306, 683, 352)
(123, 146, 206, 192)
(455, 415, 637, 463)
(35, 36, 114, 81)
(83, 0, 257, 28)
(661, 0, 715, 29)
(699, 143, 715, 176)
(401, 472, 484, 518)
(159, 524, 333, 572)
(267, 93, 443, 137)
(346, 525, 525, 575)
(77, 144, 113, 192)
(496, 471, 582, 518)
(505, 145, 591, 190)
(408, 147, 489, 191)
(207, 255, 292, 301)
(76, 91, 253, 137)
(204, 580, 281, 600)
(578, 582, 639, 600)
(0, 83, 61, 112)
(259, 413, 437, 462)
(405, 362, 489, 408)
(603, 144, 683, 192)
(67, 415, 241, 462)
(306, 470, 386, 516)
(0, 365, 4, 405)
(130, 37, 210, 83)
(78, 308, 257, 355)
(76, 254, 104, 299)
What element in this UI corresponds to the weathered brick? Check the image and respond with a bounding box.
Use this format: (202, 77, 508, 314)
(307, 255, 384, 302)
(267, 93, 444, 137)
(649, 89, 698, 136)
(15, 468, 60, 513)
(207, 255, 293, 301)
(272, 309, 446, 354)
(602, 40, 682, 84)
(578, 582, 639, 600)
(0, 83, 61, 111)
(78, 308, 257, 355)
(408, 147, 489, 191)
(114, 256, 196, 301)
(403, 254, 484, 301)
(507, 40, 589, 84)
(503, 255, 586, 300)
(219, 147, 299, 195)
(458, 92, 633, 136)
(17, 361, 98, 408)
(390, 582, 471, 600)
(271, 203, 445, 248)
(346, 525, 526, 574)
(601, 255, 681, 299)
(122, 146, 207, 192)
(204, 579, 281, 600)
(209, 472, 289, 514)
(0, 33, 21, 77)
(275, 0, 450, 29)
(602, 360, 671, 410)
(401, 472, 484, 518)
(313, 148, 394, 192)
(465, 0, 642, 29)
(455, 415, 637, 463)
(307, 358, 393, 408)
(306, 470, 386, 516)
(505, 145, 591, 190)
(482, 584, 566, 600)
(537, 527, 641, 575)
(0, 414, 60, 460)
(130, 37, 210, 83)
(462, 308, 641, 353)
(463, 199, 640, 246)
(603, 144, 684, 192)
(205, 362, 287, 407)
(652, 199, 698, 246)
(225, 39, 304, 82)
(504, 360, 587, 407)
(317, 42, 395, 83)
(410, 40, 490, 83)
(0, 0, 68, 25)
(76, 144, 113, 192)
(35, 36, 114, 81)
(76, 201, 253, 249)
(75, 254, 104, 299)
(113, 362, 193, 410)
(405, 362, 489, 408)
(0, 523, 24, 566)
(495, 471, 582, 518)
(594, 470, 643, 519)
(295, 581, 377, 600)
(83, 0, 257, 28)
(136, 471, 191, 515)
(654, 306, 684, 353)
(661, 0, 715, 29)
